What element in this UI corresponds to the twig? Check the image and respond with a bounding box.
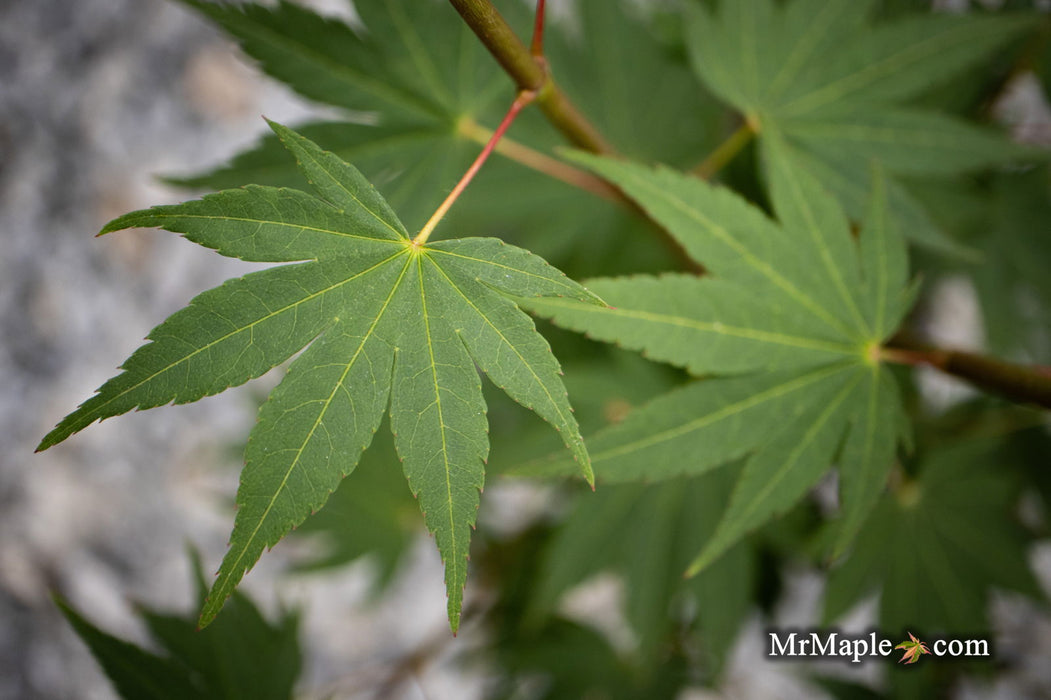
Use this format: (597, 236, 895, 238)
(882, 343, 1051, 410)
(447, 0, 616, 155)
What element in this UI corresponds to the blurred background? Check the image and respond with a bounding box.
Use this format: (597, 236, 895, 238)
(3, 0, 1051, 699)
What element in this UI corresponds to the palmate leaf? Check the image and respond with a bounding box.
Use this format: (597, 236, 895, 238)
(685, 0, 1039, 255)
(38, 121, 600, 631)
(521, 134, 912, 573)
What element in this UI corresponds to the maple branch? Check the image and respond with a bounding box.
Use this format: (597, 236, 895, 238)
(693, 119, 757, 180)
(415, 90, 537, 246)
(447, 0, 616, 155)
(882, 342, 1051, 410)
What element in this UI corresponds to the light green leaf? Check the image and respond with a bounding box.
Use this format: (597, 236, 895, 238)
(523, 149, 912, 572)
(685, 0, 1037, 254)
(39, 122, 599, 632)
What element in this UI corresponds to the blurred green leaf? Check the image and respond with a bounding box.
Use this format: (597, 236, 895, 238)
(685, 0, 1040, 255)
(531, 466, 753, 672)
(824, 437, 1044, 635)
(167, 0, 724, 275)
(973, 166, 1051, 361)
(58, 552, 301, 700)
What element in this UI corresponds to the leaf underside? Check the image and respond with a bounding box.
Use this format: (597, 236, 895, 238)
(39, 121, 600, 632)
(521, 133, 913, 573)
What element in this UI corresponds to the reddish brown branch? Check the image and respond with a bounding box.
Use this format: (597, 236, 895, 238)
(882, 343, 1051, 410)
(447, 0, 616, 155)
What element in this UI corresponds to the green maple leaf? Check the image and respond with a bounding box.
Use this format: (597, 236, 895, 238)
(894, 632, 931, 665)
(37, 121, 600, 631)
(520, 130, 913, 574)
(824, 436, 1044, 635)
(685, 0, 1039, 255)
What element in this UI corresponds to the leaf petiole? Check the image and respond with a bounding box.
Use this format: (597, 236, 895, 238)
(692, 119, 757, 180)
(414, 89, 537, 247)
(457, 117, 621, 202)
(531, 0, 546, 58)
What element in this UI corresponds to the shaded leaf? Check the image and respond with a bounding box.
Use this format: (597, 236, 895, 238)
(531, 467, 753, 671)
(57, 553, 301, 700)
(824, 438, 1044, 634)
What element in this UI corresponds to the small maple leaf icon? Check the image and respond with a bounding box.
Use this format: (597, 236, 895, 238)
(895, 632, 931, 664)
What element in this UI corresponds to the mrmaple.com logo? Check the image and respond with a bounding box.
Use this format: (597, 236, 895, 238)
(767, 629, 991, 664)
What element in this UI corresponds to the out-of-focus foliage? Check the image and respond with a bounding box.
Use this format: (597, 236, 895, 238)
(58, 554, 301, 700)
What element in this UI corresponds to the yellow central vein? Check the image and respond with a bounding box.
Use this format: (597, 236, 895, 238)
(843, 366, 882, 533)
(775, 151, 870, 337)
(766, 0, 844, 101)
(427, 247, 589, 298)
(389, 2, 451, 108)
(417, 254, 460, 580)
(290, 139, 409, 240)
(870, 177, 890, 337)
(731, 369, 862, 528)
(140, 212, 406, 246)
(535, 297, 857, 355)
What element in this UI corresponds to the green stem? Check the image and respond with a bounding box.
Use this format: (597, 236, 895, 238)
(882, 343, 1051, 411)
(447, 0, 617, 155)
(693, 119, 757, 180)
